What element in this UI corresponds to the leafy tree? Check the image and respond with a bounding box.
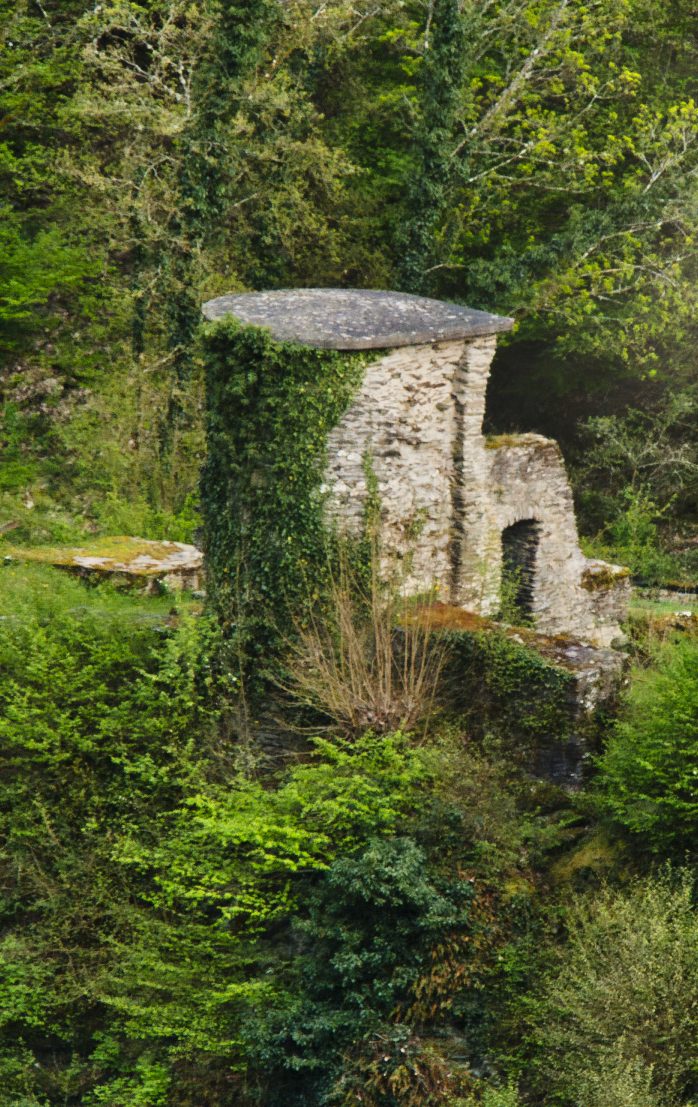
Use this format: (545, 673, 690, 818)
(5, 0, 698, 547)
(576, 394, 698, 551)
(396, 0, 468, 294)
(256, 836, 474, 1105)
(0, 2, 100, 352)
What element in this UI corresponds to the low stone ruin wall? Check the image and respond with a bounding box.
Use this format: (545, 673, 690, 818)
(324, 337, 629, 648)
(485, 434, 631, 646)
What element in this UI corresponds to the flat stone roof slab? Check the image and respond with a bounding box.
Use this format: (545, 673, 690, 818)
(201, 288, 514, 349)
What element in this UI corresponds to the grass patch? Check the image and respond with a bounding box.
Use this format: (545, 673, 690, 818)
(630, 597, 697, 616)
(0, 562, 200, 627)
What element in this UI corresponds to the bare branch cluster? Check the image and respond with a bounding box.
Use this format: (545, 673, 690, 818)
(281, 544, 446, 736)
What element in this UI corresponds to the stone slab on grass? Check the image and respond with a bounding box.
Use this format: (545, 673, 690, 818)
(3, 536, 203, 592)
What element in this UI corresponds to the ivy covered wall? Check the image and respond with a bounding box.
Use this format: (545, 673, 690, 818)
(200, 318, 371, 679)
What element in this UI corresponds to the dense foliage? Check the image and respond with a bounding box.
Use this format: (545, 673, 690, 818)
(529, 870, 698, 1107)
(1, 0, 697, 559)
(1, 563, 696, 1105)
(2, 2, 698, 1106)
(599, 635, 698, 854)
(0, 567, 536, 1104)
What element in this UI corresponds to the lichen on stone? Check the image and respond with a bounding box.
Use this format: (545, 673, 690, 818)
(3, 536, 203, 590)
(581, 561, 631, 591)
(485, 432, 558, 450)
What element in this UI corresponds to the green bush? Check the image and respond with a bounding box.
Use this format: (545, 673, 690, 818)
(598, 636, 698, 854)
(71, 735, 429, 1106)
(92, 490, 202, 544)
(0, 565, 216, 1105)
(255, 834, 475, 1106)
(583, 487, 683, 585)
(529, 870, 698, 1107)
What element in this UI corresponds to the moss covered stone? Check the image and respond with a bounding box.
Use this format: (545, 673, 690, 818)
(3, 536, 202, 590)
(581, 561, 631, 591)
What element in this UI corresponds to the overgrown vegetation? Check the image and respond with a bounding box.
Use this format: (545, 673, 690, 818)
(200, 318, 368, 684)
(2, 1, 698, 1105)
(598, 634, 698, 855)
(280, 545, 446, 737)
(528, 870, 698, 1107)
(1, 559, 698, 1103)
(0, 564, 525, 1104)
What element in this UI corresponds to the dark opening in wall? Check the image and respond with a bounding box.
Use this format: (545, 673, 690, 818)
(500, 519, 541, 624)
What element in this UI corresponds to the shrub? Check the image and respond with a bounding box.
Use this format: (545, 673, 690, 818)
(255, 835, 475, 1106)
(85, 734, 428, 1104)
(92, 490, 201, 544)
(0, 565, 215, 1105)
(419, 730, 548, 879)
(529, 870, 698, 1106)
(583, 486, 679, 584)
(598, 636, 698, 854)
(281, 550, 446, 736)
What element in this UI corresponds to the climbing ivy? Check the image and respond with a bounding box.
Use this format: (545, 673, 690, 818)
(396, 0, 468, 294)
(200, 318, 371, 683)
(441, 628, 577, 769)
(163, 0, 281, 427)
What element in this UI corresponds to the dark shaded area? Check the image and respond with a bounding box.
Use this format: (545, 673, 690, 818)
(485, 341, 640, 445)
(501, 519, 541, 622)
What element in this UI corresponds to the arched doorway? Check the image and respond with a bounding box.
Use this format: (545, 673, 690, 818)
(500, 519, 541, 624)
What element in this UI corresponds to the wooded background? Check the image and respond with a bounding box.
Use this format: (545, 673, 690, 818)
(1, 5, 698, 1106)
(2, 0, 697, 572)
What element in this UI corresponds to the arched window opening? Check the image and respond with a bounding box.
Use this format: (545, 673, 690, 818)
(500, 519, 541, 625)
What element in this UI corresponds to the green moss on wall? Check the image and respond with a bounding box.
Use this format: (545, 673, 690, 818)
(581, 564, 631, 591)
(200, 317, 372, 684)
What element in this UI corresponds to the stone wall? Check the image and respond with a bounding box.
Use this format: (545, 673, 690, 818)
(485, 435, 630, 645)
(324, 339, 466, 594)
(324, 336, 629, 647)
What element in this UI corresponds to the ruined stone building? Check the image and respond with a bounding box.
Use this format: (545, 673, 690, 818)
(203, 288, 630, 648)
